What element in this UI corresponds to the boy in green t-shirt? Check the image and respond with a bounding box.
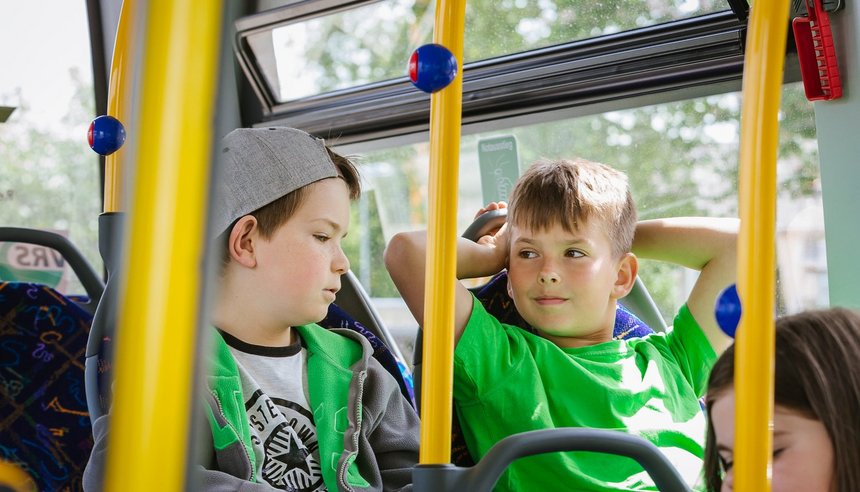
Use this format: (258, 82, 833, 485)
(385, 158, 737, 491)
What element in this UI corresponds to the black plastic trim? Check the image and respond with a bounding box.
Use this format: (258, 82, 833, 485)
(0, 227, 105, 308)
(237, 11, 755, 139)
(85, 0, 109, 225)
(234, 0, 384, 111)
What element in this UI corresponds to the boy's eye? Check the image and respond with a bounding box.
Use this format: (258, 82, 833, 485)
(517, 250, 537, 259)
(718, 455, 733, 473)
(565, 249, 585, 258)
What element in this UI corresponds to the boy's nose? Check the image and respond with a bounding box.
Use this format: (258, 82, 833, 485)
(333, 247, 350, 274)
(538, 271, 560, 284)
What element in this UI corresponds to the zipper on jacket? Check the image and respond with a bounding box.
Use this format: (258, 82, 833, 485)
(338, 369, 367, 491)
(210, 389, 256, 482)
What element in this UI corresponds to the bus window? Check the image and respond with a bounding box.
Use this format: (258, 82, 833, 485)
(240, 0, 728, 105)
(0, 1, 102, 297)
(340, 82, 825, 361)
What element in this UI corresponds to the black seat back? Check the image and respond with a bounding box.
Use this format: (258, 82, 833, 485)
(0, 227, 104, 491)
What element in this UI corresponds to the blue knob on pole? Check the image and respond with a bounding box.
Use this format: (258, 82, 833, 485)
(715, 283, 742, 338)
(88, 115, 126, 156)
(408, 43, 458, 93)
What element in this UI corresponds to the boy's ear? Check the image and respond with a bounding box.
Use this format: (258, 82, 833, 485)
(227, 215, 259, 268)
(612, 253, 638, 299)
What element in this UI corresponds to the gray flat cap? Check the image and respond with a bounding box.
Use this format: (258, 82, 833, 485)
(212, 127, 338, 237)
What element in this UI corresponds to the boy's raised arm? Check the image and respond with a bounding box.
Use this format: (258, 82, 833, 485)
(384, 228, 508, 344)
(632, 217, 739, 353)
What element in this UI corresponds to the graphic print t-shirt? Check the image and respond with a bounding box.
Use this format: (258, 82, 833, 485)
(220, 330, 327, 491)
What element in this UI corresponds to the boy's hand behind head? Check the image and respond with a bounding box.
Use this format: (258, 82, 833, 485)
(477, 222, 510, 268)
(466, 202, 510, 273)
(474, 201, 508, 220)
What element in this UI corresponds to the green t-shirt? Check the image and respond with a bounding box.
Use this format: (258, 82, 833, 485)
(453, 296, 716, 491)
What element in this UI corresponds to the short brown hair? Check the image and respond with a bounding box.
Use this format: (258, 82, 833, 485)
(508, 159, 636, 257)
(221, 148, 360, 265)
(704, 307, 860, 492)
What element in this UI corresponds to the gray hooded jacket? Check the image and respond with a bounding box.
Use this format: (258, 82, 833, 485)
(83, 324, 420, 491)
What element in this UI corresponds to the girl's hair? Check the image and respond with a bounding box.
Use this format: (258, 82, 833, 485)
(704, 307, 860, 491)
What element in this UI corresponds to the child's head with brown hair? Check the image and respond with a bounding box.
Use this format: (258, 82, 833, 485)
(218, 142, 360, 267)
(503, 158, 639, 347)
(508, 158, 637, 258)
(212, 127, 362, 340)
(705, 307, 860, 492)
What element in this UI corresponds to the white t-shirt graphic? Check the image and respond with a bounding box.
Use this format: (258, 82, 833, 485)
(221, 330, 327, 491)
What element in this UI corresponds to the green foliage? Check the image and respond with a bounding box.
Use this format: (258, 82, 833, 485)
(0, 68, 102, 293)
(343, 189, 400, 297)
(290, 0, 726, 96)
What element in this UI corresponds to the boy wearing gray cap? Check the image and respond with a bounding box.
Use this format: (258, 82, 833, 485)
(85, 128, 419, 491)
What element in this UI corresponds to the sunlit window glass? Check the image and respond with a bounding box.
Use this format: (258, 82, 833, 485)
(251, 0, 727, 102)
(0, 2, 101, 295)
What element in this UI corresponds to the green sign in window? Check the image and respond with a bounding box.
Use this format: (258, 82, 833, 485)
(478, 135, 520, 204)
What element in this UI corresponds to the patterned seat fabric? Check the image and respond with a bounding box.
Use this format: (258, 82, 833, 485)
(0, 281, 94, 491)
(321, 303, 416, 408)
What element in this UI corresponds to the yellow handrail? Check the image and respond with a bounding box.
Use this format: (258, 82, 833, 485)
(733, 0, 791, 490)
(102, 0, 136, 213)
(103, 0, 223, 489)
(0, 460, 35, 492)
(420, 0, 467, 464)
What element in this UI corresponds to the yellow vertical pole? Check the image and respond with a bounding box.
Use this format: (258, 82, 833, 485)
(103, 0, 222, 490)
(103, 0, 136, 213)
(734, 0, 790, 491)
(0, 461, 35, 492)
(420, 0, 467, 464)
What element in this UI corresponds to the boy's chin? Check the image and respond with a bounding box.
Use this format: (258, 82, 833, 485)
(293, 307, 330, 328)
(530, 318, 585, 337)
(536, 327, 585, 338)
(535, 326, 612, 346)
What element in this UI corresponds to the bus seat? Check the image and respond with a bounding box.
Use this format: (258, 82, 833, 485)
(0, 227, 104, 490)
(0, 227, 105, 315)
(335, 270, 411, 364)
(0, 281, 94, 492)
(321, 302, 415, 408)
